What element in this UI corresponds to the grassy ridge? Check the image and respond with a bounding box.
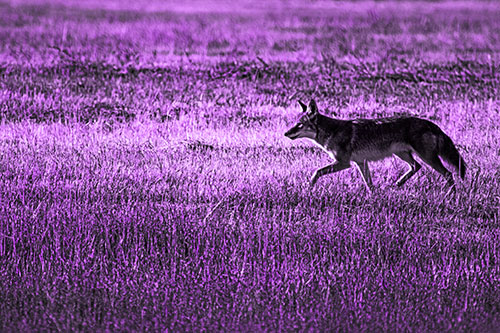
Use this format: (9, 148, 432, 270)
(0, 1, 500, 331)
(1, 2, 500, 122)
(2, 57, 499, 123)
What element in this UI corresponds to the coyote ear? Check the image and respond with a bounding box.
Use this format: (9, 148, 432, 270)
(308, 99, 318, 115)
(298, 100, 307, 112)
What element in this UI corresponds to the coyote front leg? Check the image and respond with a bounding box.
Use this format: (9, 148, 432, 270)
(355, 160, 374, 191)
(311, 162, 350, 187)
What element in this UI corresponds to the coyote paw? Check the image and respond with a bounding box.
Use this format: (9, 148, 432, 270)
(310, 173, 319, 188)
(445, 184, 457, 197)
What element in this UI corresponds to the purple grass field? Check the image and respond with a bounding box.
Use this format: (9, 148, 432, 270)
(1, 0, 500, 331)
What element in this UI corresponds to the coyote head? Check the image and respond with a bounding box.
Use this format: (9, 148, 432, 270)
(284, 99, 319, 140)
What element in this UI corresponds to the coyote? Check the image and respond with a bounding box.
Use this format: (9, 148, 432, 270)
(285, 99, 466, 191)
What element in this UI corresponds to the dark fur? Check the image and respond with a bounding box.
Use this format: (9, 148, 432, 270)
(285, 100, 466, 189)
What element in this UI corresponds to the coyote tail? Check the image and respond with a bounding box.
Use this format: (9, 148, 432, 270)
(439, 134, 466, 180)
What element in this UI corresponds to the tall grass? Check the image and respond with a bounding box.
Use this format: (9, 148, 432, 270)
(0, 0, 499, 331)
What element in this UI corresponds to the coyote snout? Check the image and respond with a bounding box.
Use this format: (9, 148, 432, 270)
(285, 99, 466, 191)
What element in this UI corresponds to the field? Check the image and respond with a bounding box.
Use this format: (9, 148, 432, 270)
(1, 0, 500, 331)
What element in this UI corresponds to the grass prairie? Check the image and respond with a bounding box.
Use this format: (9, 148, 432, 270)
(0, 0, 500, 331)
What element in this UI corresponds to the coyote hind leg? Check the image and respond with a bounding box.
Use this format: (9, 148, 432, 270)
(415, 151, 454, 186)
(394, 151, 422, 186)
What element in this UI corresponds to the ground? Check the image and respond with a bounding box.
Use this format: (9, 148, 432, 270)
(0, 0, 499, 331)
